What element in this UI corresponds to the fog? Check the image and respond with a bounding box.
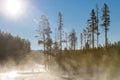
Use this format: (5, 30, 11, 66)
(0, 50, 120, 80)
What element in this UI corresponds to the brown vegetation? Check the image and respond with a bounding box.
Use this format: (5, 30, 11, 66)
(0, 30, 30, 64)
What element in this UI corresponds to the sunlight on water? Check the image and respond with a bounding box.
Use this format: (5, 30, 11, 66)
(5, 71, 18, 78)
(0, 67, 120, 80)
(0, 71, 17, 80)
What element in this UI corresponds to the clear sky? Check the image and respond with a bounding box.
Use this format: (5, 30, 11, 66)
(0, 0, 120, 50)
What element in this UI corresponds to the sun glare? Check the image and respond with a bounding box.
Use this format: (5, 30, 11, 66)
(0, 71, 18, 79)
(1, 0, 27, 19)
(5, 71, 18, 78)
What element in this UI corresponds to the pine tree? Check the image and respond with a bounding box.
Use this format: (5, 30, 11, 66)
(101, 3, 110, 47)
(69, 29, 77, 50)
(96, 4, 100, 47)
(89, 9, 97, 48)
(58, 12, 63, 51)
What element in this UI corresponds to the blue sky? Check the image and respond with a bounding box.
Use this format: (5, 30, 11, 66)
(0, 0, 120, 50)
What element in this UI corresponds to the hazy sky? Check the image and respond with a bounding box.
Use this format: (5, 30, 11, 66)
(0, 0, 120, 50)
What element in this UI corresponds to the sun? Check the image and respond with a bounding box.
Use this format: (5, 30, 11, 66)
(1, 0, 26, 18)
(4, 0, 22, 16)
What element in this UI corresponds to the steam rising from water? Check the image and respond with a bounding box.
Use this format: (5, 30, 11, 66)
(0, 51, 120, 80)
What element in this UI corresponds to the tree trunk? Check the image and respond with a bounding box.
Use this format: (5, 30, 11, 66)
(97, 33, 99, 47)
(74, 42, 75, 51)
(60, 29, 62, 51)
(105, 27, 108, 47)
(43, 33, 45, 54)
(92, 27, 94, 48)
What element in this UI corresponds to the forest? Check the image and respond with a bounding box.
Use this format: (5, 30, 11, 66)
(35, 3, 120, 77)
(0, 30, 30, 63)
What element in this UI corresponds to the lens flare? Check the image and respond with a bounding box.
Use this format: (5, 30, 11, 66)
(1, 0, 27, 19)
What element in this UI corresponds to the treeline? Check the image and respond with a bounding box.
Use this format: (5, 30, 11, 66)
(0, 30, 31, 62)
(36, 3, 111, 52)
(35, 3, 120, 74)
(50, 41, 120, 75)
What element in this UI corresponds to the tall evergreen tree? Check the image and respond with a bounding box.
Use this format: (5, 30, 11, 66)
(36, 15, 52, 70)
(86, 27, 91, 48)
(58, 12, 63, 51)
(89, 9, 97, 48)
(101, 3, 110, 47)
(83, 29, 87, 46)
(96, 4, 100, 47)
(69, 29, 77, 50)
(80, 33, 83, 49)
(37, 15, 52, 53)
